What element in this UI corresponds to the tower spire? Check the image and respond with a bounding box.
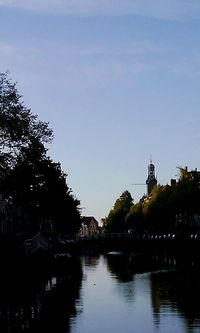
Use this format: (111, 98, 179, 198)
(146, 158, 157, 196)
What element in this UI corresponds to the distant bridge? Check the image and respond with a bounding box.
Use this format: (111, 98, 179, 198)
(77, 232, 200, 256)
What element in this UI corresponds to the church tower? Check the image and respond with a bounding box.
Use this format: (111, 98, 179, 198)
(146, 159, 157, 196)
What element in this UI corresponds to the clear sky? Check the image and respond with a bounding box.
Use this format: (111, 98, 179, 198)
(1, 1, 200, 222)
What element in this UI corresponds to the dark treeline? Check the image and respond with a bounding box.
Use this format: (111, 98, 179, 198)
(104, 168, 200, 238)
(0, 72, 81, 242)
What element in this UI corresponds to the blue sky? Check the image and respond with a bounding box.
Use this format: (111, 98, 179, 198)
(1, 1, 200, 222)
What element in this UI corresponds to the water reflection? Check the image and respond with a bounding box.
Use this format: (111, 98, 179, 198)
(0, 256, 83, 333)
(79, 253, 200, 333)
(106, 253, 135, 282)
(83, 255, 100, 270)
(150, 268, 200, 332)
(3, 253, 200, 333)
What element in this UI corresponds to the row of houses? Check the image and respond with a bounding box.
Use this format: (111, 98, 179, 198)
(0, 195, 101, 239)
(0, 187, 100, 239)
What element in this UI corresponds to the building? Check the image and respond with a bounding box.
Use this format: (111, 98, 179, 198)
(79, 216, 99, 238)
(146, 159, 157, 196)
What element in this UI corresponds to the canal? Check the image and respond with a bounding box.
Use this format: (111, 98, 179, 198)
(69, 254, 200, 333)
(2, 252, 200, 332)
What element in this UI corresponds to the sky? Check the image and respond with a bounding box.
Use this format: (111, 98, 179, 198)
(1, 1, 200, 222)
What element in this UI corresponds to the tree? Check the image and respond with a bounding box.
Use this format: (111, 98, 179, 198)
(0, 71, 53, 168)
(0, 72, 81, 237)
(104, 190, 133, 232)
(3, 139, 81, 236)
(170, 167, 200, 235)
(142, 185, 173, 233)
(126, 202, 144, 234)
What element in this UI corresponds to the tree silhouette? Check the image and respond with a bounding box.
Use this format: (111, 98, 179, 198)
(104, 190, 133, 232)
(0, 72, 81, 237)
(0, 72, 53, 169)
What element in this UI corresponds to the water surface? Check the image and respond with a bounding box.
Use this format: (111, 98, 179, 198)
(1, 254, 200, 333)
(70, 254, 200, 333)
